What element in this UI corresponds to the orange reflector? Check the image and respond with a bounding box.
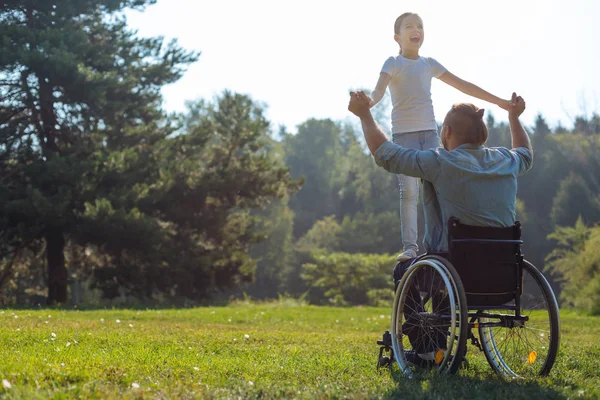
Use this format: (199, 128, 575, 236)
(435, 349, 445, 364)
(473, 323, 479, 329)
(527, 351, 537, 364)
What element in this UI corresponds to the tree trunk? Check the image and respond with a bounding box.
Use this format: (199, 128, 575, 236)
(46, 229, 67, 304)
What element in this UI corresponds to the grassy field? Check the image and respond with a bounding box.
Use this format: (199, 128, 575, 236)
(0, 302, 598, 399)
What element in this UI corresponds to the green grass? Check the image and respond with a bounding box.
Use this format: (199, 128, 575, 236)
(0, 303, 598, 399)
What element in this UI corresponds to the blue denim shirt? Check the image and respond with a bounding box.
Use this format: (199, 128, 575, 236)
(374, 141, 533, 252)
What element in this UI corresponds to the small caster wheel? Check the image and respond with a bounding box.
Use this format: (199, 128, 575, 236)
(377, 356, 391, 369)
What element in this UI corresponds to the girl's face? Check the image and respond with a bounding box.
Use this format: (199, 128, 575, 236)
(394, 15, 424, 53)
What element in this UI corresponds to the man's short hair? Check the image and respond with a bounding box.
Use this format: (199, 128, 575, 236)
(443, 103, 488, 145)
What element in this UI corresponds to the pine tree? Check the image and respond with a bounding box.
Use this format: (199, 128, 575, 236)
(0, 0, 197, 303)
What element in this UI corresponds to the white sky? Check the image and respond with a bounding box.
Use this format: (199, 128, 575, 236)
(126, 0, 600, 133)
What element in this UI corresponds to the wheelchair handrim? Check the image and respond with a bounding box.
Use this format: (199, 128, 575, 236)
(391, 259, 459, 376)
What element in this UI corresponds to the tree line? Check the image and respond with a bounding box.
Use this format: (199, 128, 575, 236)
(1, 1, 599, 313)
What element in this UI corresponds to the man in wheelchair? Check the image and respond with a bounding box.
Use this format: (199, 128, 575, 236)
(348, 92, 560, 378)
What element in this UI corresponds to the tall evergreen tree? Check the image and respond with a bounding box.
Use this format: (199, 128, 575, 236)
(179, 95, 300, 300)
(284, 119, 345, 238)
(0, 0, 197, 303)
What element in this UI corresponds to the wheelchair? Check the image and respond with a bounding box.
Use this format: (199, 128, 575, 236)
(377, 217, 560, 379)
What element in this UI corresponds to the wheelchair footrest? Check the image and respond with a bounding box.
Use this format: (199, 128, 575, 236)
(377, 330, 392, 347)
(376, 331, 394, 370)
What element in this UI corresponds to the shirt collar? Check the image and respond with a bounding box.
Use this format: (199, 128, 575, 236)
(454, 143, 483, 151)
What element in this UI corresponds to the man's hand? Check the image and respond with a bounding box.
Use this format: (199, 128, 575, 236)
(348, 91, 371, 118)
(507, 92, 525, 118)
(347, 90, 389, 154)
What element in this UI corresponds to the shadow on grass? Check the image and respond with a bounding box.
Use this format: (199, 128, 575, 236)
(382, 368, 566, 400)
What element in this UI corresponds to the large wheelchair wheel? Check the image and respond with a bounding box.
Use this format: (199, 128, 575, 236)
(478, 260, 560, 378)
(391, 257, 468, 377)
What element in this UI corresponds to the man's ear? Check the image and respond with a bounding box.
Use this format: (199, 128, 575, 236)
(444, 125, 452, 138)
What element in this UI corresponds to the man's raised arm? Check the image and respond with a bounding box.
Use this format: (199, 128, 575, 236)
(508, 92, 532, 154)
(506, 92, 533, 174)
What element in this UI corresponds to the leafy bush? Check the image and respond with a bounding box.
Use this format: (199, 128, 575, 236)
(301, 251, 395, 306)
(546, 217, 600, 315)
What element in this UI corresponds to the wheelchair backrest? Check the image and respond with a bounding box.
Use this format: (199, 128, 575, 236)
(447, 217, 522, 306)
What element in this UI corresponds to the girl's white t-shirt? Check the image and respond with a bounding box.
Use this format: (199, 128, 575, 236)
(381, 55, 447, 134)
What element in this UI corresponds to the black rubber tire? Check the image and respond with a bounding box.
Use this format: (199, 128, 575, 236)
(479, 260, 560, 378)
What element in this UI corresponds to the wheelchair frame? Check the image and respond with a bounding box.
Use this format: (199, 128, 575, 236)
(377, 218, 560, 379)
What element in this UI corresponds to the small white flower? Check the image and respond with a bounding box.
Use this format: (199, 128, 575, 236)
(13, 315, 18, 319)
(233, 338, 237, 341)
(244, 334, 250, 339)
(188, 346, 192, 350)
(129, 324, 133, 328)
(16, 328, 20, 332)
(193, 367, 199, 371)
(2, 379, 11, 389)
(66, 342, 71, 347)
(228, 318, 232, 322)
(131, 382, 140, 389)
(60, 363, 65, 367)
(48, 315, 52, 318)
(116, 319, 121, 324)
(380, 315, 385, 319)
(73, 339, 78, 344)
(100, 318, 104, 323)
(248, 381, 254, 386)
(578, 390, 585, 396)
(44, 321, 49, 324)
(51, 332, 56, 338)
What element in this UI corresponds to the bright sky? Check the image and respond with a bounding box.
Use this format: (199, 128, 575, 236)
(126, 0, 600, 133)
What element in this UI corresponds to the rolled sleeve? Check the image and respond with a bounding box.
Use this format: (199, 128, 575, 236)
(373, 141, 440, 181)
(510, 147, 533, 175)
